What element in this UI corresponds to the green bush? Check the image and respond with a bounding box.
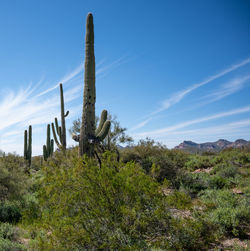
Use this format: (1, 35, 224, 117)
(0, 223, 17, 241)
(165, 191, 192, 209)
(167, 217, 217, 250)
(0, 154, 28, 202)
(185, 155, 214, 171)
(0, 201, 21, 224)
(122, 139, 189, 186)
(200, 189, 250, 237)
(0, 238, 25, 251)
(0, 223, 25, 251)
(30, 150, 172, 250)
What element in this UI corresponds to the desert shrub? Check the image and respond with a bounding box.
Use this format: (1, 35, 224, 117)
(21, 193, 40, 225)
(212, 164, 239, 178)
(178, 173, 210, 196)
(0, 223, 25, 251)
(208, 175, 227, 189)
(0, 154, 28, 202)
(167, 217, 217, 250)
(30, 150, 173, 250)
(215, 148, 250, 167)
(0, 238, 25, 251)
(122, 139, 189, 186)
(200, 189, 250, 238)
(0, 223, 18, 241)
(151, 150, 189, 185)
(0, 201, 21, 224)
(185, 155, 214, 171)
(165, 191, 192, 209)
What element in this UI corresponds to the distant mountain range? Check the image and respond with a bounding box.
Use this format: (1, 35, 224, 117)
(174, 139, 250, 152)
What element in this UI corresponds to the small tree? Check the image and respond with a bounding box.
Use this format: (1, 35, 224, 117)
(69, 113, 133, 151)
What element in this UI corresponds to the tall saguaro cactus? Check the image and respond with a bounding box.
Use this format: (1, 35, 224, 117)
(78, 13, 111, 157)
(43, 124, 54, 161)
(79, 13, 96, 156)
(52, 83, 69, 150)
(24, 125, 32, 166)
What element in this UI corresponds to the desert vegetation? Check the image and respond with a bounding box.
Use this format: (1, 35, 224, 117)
(0, 13, 249, 251)
(0, 142, 249, 250)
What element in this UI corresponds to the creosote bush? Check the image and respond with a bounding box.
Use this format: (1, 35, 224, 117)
(26, 148, 215, 250)
(34, 149, 171, 249)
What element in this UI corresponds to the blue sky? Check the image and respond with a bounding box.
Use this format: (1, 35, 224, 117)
(0, 0, 250, 155)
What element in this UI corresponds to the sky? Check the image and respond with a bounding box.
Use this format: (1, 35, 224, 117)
(0, 0, 250, 155)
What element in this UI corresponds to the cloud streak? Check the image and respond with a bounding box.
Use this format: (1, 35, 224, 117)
(0, 55, 129, 154)
(153, 57, 250, 115)
(203, 75, 250, 102)
(134, 105, 250, 138)
(131, 58, 250, 131)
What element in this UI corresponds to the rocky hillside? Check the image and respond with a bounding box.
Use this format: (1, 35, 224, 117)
(175, 139, 250, 152)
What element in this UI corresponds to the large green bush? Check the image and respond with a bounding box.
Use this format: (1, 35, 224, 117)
(24, 148, 217, 250)
(33, 150, 171, 250)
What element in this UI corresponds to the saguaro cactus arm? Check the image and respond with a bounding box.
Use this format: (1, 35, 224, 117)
(96, 120, 111, 141)
(60, 83, 69, 148)
(95, 110, 107, 135)
(72, 110, 110, 144)
(51, 83, 69, 150)
(51, 122, 61, 148)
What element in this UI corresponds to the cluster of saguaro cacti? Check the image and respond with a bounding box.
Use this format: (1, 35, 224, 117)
(43, 124, 54, 161)
(24, 125, 32, 166)
(77, 13, 110, 157)
(52, 83, 69, 150)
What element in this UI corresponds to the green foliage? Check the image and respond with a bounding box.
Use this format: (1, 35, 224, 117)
(122, 139, 188, 187)
(0, 154, 28, 201)
(185, 155, 214, 171)
(0, 222, 20, 242)
(167, 217, 217, 250)
(33, 150, 172, 250)
(0, 223, 25, 251)
(0, 238, 25, 251)
(165, 191, 192, 209)
(0, 201, 21, 224)
(200, 189, 250, 238)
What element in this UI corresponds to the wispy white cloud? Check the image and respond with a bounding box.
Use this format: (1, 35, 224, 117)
(163, 119, 250, 137)
(156, 119, 250, 148)
(130, 58, 250, 131)
(153, 57, 250, 115)
(35, 63, 84, 97)
(0, 55, 129, 154)
(129, 118, 152, 132)
(96, 55, 129, 80)
(133, 105, 250, 138)
(203, 75, 250, 102)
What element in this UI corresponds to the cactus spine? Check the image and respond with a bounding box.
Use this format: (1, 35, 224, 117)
(51, 83, 69, 150)
(78, 13, 110, 156)
(43, 124, 54, 161)
(24, 125, 32, 166)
